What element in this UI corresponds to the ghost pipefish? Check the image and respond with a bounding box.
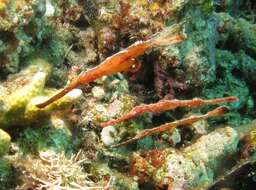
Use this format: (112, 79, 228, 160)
(36, 24, 185, 108)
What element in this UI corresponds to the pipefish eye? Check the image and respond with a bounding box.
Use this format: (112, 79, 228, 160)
(129, 61, 142, 73)
(129, 62, 138, 71)
(128, 58, 138, 70)
(131, 64, 137, 69)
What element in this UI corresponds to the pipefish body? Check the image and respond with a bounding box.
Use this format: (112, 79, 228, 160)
(36, 24, 184, 108)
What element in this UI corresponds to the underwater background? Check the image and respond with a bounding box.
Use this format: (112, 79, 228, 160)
(0, 0, 255, 189)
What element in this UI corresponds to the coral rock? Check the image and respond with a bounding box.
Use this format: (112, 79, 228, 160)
(0, 58, 82, 128)
(132, 127, 239, 190)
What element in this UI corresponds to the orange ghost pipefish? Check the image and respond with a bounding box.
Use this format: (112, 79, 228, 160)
(36, 24, 185, 108)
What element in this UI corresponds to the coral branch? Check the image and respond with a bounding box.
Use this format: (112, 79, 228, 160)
(100, 96, 238, 127)
(110, 106, 229, 147)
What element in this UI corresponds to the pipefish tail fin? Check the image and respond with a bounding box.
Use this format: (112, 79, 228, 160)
(150, 23, 186, 46)
(36, 87, 71, 108)
(36, 80, 79, 108)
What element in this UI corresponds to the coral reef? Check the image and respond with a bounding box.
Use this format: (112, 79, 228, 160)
(0, 0, 255, 189)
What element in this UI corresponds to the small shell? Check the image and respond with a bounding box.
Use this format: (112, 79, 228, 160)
(45, 0, 55, 17)
(101, 126, 119, 146)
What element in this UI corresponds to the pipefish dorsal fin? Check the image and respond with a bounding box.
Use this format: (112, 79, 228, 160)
(149, 22, 186, 46)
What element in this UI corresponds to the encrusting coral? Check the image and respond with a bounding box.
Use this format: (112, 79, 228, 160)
(0, 58, 82, 129)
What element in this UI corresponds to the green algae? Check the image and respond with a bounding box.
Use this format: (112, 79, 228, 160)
(202, 49, 253, 126)
(0, 159, 15, 190)
(0, 129, 10, 156)
(17, 123, 71, 154)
